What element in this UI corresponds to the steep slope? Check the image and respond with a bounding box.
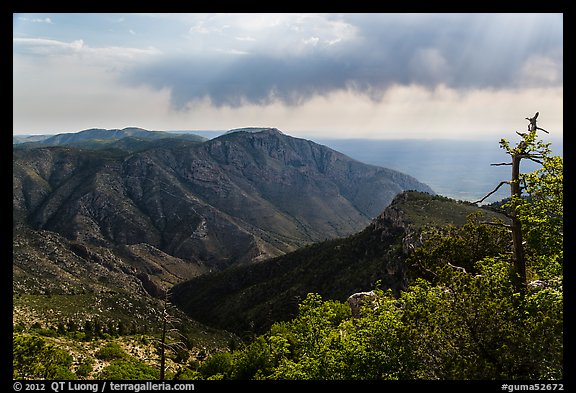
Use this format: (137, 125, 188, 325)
(170, 191, 508, 336)
(12, 128, 436, 363)
(14, 128, 434, 271)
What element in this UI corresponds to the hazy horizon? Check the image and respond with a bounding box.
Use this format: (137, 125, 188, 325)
(12, 126, 565, 144)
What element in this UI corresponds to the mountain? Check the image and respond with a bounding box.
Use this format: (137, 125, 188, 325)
(14, 128, 433, 274)
(13, 127, 208, 152)
(42, 127, 207, 145)
(170, 191, 508, 336)
(13, 135, 52, 144)
(13, 126, 434, 348)
(225, 127, 284, 135)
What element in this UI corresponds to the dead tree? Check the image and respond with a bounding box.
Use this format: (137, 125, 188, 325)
(474, 113, 550, 291)
(157, 290, 187, 380)
(509, 144, 527, 290)
(160, 299, 168, 381)
(525, 111, 549, 134)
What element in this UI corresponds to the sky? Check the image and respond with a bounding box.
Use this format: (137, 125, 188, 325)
(13, 13, 563, 140)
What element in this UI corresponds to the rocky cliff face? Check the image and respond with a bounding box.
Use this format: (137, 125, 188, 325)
(371, 192, 424, 255)
(14, 129, 434, 272)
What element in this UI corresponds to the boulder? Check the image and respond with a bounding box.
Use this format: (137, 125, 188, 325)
(347, 291, 378, 318)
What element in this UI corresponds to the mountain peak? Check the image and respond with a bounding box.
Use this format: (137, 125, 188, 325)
(225, 127, 283, 136)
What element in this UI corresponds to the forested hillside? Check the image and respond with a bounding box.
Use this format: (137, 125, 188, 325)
(170, 191, 507, 336)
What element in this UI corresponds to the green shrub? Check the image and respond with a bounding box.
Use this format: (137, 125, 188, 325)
(198, 351, 234, 379)
(75, 358, 95, 378)
(95, 342, 127, 360)
(13, 333, 77, 380)
(97, 359, 159, 380)
(173, 367, 201, 380)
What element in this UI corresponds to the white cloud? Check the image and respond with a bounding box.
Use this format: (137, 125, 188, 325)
(181, 13, 358, 57)
(303, 36, 320, 46)
(18, 16, 52, 24)
(235, 36, 256, 42)
(13, 37, 161, 65)
(13, 37, 84, 53)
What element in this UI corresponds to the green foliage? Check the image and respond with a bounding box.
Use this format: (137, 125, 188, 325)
(171, 189, 505, 337)
(231, 336, 274, 379)
(514, 155, 562, 279)
(13, 334, 77, 380)
(400, 130, 563, 378)
(198, 351, 234, 379)
(399, 255, 562, 379)
(97, 358, 160, 380)
(202, 255, 560, 380)
(333, 292, 408, 379)
(500, 128, 563, 281)
(173, 367, 202, 380)
(408, 212, 511, 279)
(75, 358, 95, 378)
(263, 293, 354, 380)
(95, 342, 128, 360)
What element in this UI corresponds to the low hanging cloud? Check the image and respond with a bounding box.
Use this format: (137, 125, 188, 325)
(117, 13, 563, 109)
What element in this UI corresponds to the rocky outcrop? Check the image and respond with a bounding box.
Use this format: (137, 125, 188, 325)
(347, 291, 379, 318)
(371, 192, 424, 255)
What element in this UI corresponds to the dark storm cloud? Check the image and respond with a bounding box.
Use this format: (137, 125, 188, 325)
(121, 13, 563, 109)
(123, 54, 368, 108)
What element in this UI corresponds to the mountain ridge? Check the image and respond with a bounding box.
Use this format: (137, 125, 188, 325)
(14, 127, 434, 279)
(12, 127, 208, 151)
(225, 127, 283, 135)
(13, 127, 436, 346)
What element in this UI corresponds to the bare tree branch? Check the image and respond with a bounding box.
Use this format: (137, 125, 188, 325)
(411, 257, 438, 281)
(525, 157, 544, 165)
(491, 162, 512, 166)
(473, 181, 510, 204)
(525, 112, 549, 133)
(479, 221, 512, 229)
(447, 262, 467, 274)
